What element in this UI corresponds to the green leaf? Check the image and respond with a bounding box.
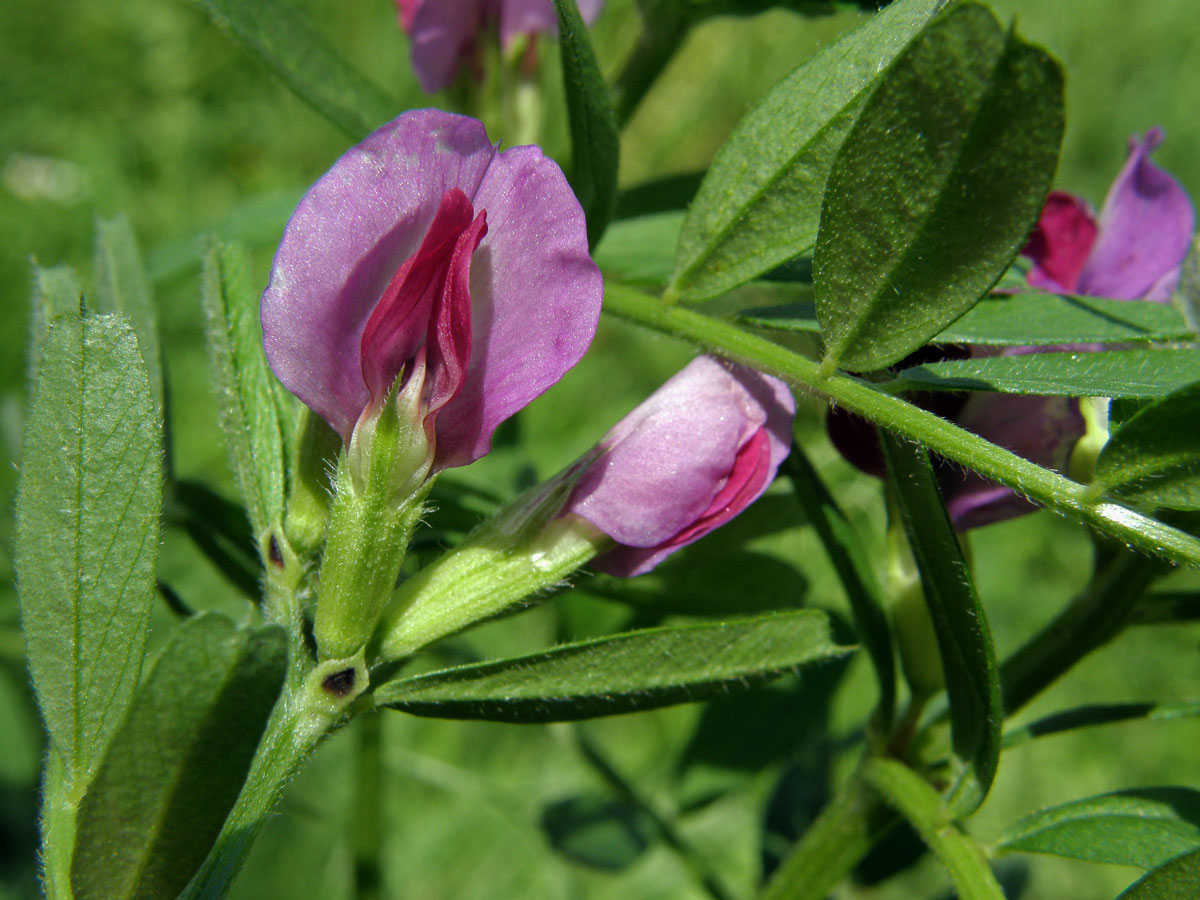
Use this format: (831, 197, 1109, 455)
(997, 789, 1200, 869)
(784, 447, 895, 728)
(202, 240, 286, 541)
(1003, 700, 1200, 748)
(28, 264, 83, 382)
(593, 211, 684, 286)
(93, 214, 163, 415)
(191, 0, 399, 138)
(1093, 382, 1200, 511)
(863, 758, 1006, 900)
(14, 312, 162, 785)
(1119, 848, 1200, 899)
(815, 4, 1064, 372)
(893, 345, 1195, 397)
(742, 293, 1192, 347)
(888, 348, 1200, 399)
(376, 610, 852, 723)
(880, 433, 1000, 809)
(668, 0, 948, 302)
(71, 614, 286, 900)
(555, 0, 619, 248)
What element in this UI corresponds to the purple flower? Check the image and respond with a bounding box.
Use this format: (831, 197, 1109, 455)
(830, 129, 1194, 529)
(399, 0, 606, 94)
(1023, 127, 1194, 301)
(562, 356, 795, 577)
(261, 109, 602, 474)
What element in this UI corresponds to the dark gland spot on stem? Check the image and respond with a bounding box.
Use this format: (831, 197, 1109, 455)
(322, 667, 356, 697)
(268, 534, 284, 568)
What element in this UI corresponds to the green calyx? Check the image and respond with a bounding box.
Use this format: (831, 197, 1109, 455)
(374, 469, 611, 662)
(313, 374, 438, 663)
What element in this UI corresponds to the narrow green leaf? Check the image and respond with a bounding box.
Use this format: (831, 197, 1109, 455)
(880, 433, 1001, 808)
(202, 239, 285, 541)
(669, 0, 948, 302)
(14, 312, 162, 784)
(1003, 700, 1200, 748)
(815, 4, 1063, 371)
(997, 789, 1200, 869)
(28, 264, 83, 382)
(1118, 848, 1200, 899)
(1093, 382, 1200, 511)
(742, 293, 1192, 346)
(888, 348, 1200, 399)
(71, 614, 286, 900)
(191, 0, 399, 138)
(94, 214, 163, 415)
(784, 446, 896, 728)
(555, 0, 619, 248)
(376, 610, 852, 723)
(863, 758, 1006, 900)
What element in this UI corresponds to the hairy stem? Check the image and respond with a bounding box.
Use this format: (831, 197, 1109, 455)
(602, 282, 1200, 570)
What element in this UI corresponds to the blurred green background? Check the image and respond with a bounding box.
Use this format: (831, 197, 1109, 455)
(2, 1, 1199, 898)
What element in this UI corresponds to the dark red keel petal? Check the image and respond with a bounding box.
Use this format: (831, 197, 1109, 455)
(1022, 191, 1097, 293)
(426, 208, 487, 426)
(359, 188, 479, 407)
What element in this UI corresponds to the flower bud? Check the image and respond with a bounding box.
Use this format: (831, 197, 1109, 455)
(374, 356, 795, 660)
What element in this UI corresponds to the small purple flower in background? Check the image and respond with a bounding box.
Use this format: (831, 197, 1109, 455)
(261, 108, 602, 474)
(830, 128, 1193, 529)
(1023, 127, 1194, 301)
(398, 0, 606, 94)
(563, 356, 795, 576)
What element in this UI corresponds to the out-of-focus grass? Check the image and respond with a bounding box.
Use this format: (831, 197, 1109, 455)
(1, 1, 1198, 898)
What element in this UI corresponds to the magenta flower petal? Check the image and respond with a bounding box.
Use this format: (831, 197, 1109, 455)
(406, 0, 485, 93)
(499, 0, 604, 46)
(942, 392, 1084, 530)
(564, 356, 795, 577)
(1075, 128, 1195, 300)
(1022, 191, 1097, 293)
(395, 0, 419, 30)
(261, 109, 601, 470)
(401, 0, 605, 93)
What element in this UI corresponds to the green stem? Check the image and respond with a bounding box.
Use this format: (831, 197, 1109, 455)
(602, 282, 1200, 570)
(569, 726, 738, 900)
(353, 714, 384, 900)
(862, 759, 1005, 900)
(180, 656, 367, 900)
(40, 754, 76, 900)
(757, 762, 891, 900)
